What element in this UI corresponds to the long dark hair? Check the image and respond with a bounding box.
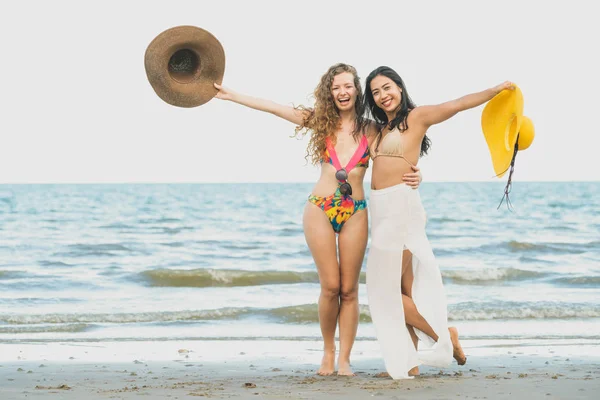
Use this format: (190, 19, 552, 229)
(364, 66, 431, 157)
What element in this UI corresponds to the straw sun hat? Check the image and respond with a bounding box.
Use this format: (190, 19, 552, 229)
(144, 25, 225, 108)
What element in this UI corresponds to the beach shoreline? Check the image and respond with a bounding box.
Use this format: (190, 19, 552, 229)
(1, 339, 598, 399)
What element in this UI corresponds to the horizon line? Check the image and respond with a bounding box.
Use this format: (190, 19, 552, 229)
(1, 180, 598, 185)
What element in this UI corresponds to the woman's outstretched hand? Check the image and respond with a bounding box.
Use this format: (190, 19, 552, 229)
(210, 83, 305, 125)
(492, 81, 516, 94)
(213, 82, 233, 101)
(403, 165, 422, 189)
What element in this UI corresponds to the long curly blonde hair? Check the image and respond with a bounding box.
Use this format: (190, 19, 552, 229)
(295, 63, 367, 165)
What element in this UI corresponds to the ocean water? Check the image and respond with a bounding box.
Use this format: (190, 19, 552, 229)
(0, 183, 599, 346)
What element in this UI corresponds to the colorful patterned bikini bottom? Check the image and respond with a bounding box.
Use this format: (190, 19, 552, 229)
(308, 186, 367, 233)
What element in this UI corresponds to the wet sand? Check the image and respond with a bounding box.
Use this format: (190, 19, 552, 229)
(1, 340, 598, 399)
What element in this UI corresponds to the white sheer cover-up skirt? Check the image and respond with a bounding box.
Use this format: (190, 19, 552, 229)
(366, 184, 453, 379)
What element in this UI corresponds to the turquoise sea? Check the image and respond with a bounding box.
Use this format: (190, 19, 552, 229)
(1, 183, 599, 349)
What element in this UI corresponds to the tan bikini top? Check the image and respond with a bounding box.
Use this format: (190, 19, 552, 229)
(372, 127, 415, 167)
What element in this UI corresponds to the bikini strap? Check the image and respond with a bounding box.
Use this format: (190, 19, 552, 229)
(325, 137, 342, 171)
(325, 135, 368, 174)
(345, 135, 368, 173)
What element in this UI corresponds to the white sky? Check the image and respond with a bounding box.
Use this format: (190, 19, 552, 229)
(1, 0, 598, 183)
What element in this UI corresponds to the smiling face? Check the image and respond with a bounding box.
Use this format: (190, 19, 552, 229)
(331, 72, 358, 112)
(369, 74, 403, 115)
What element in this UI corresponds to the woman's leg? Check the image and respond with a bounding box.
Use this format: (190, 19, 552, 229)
(401, 250, 419, 349)
(401, 249, 466, 365)
(337, 209, 369, 376)
(402, 294, 439, 341)
(303, 202, 340, 375)
(400, 250, 439, 341)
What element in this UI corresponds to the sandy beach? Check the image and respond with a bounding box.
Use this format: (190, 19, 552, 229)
(1, 339, 598, 399)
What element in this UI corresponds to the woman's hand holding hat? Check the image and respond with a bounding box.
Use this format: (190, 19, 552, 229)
(213, 83, 233, 101)
(492, 81, 516, 94)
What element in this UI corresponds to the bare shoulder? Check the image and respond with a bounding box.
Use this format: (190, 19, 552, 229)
(406, 106, 430, 130)
(407, 106, 425, 123)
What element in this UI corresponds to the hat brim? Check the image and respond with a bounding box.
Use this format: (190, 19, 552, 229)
(144, 26, 225, 108)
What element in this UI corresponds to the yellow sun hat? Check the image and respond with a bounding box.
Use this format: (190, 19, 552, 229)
(481, 85, 535, 178)
(481, 84, 535, 209)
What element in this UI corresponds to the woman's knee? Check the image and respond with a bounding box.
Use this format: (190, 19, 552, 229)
(320, 281, 340, 299)
(340, 285, 358, 303)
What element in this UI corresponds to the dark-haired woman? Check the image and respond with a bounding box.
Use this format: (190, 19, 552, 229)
(364, 65, 513, 379)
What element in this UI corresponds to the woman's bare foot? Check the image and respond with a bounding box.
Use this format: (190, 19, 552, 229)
(317, 349, 335, 376)
(448, 327, 466, 365)
(337, 359, 355, 376)
(376, 368, 418, 378)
